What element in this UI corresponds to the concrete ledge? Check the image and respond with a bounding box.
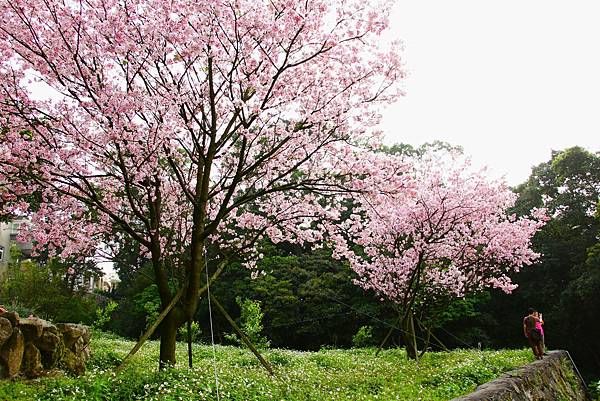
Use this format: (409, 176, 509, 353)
(451, 350, 590, 401)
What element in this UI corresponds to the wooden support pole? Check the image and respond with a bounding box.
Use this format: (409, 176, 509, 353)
(428, 329, 449, 352)
(187, 319, 193, 368)
(209, 294, 275, 376)
(375, 325, 395, 356)
(414, 316, 448, 352)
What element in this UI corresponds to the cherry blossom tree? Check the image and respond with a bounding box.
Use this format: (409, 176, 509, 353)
(0, 0, 404, 367)
(333, 151, 548, 358)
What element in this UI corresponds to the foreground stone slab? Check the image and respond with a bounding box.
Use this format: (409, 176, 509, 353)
(451, 350, 590, 401)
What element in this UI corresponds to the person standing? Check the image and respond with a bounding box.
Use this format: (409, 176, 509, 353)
(523, 308, 543, 359)
(534, 311, 545, 353)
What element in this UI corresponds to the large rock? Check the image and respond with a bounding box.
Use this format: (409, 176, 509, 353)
(0, 317, 12, 348)
(57, 323, 87, 349)
(35, 323, 60, 351)
(62, 348, 86, 375)
(0, 311, 19, 327)
(21, 343, 43, 378)
(73, 336, 86, 354)
(0, 328, 24, 378)
(35, 327, 62, 369)
(19, 317, 44, 339)
(0, 316, 91, 379)
(81, 327, 91, 345)
(451, 351, 590, 401)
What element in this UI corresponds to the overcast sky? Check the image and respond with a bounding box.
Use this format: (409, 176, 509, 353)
(378, 0, 600, 185)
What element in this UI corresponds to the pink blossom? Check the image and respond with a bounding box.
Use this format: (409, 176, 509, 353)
(335, 151, 547, 306)
(0, 0, 404, 284)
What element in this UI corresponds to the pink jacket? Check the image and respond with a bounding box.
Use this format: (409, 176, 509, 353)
(535, 319, 544, 337)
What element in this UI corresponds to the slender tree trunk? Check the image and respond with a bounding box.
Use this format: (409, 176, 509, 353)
(187, 320, 193, 368)
(401, 310, 419, 361)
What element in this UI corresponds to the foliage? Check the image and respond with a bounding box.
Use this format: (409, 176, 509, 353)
(105, 257, 154, 339)
(0, 248, 97, 324)
(177, 321, 202, 344)
(225, 297, 271, 349)
(589, 379, 600, 400)
(199, 245, 397, 350)
(352, 326, 375, 348)
(1, 300, 37, 318)
(134, 285, 162, 331)
(93, 300, 119, 330)
(0, 330, 534, 401)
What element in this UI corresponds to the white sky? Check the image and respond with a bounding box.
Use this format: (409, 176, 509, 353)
(378, 0, 600, 186)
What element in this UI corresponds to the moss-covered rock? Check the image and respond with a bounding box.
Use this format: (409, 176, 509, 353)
(0, 315, 91, 379)
(451, 351, 590, 401)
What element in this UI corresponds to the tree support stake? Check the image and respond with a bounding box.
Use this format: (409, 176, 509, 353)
(210, 294, 275, 376)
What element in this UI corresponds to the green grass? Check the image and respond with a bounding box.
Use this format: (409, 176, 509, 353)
(0, 331, 534, 401)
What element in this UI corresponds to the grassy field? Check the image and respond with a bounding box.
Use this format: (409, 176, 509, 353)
(0, 331, 534, 401)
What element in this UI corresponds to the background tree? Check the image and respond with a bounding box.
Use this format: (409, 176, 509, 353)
(464, 147, 600, 379)
(0, 0, 404, 368)
(336, 151, 546, 359)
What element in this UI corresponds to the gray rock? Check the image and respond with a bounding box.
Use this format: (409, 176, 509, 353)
(35, 330, 62, 369)
(0, 318, 91, 379)
(57, 323, 86, 349)
(0, 311, 19, 327)
(21, 343, 43, 378)
(61, 348, 86, 375)
(0, 328, 24, 378)
(0, 317, 13, 348)
(72, 336, 85, 354)
(19, 317, 44, 339)
(81, 326, 91, 345)
(451, 351, 590, 401)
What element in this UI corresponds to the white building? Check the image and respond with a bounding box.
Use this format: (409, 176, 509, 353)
(0, 218, 33, 278)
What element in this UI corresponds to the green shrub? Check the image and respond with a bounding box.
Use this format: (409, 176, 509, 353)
(225, 297, 271, 349)
(588, 379, 600, 400)
(134, 284, 162, 330)
(53, 296, 97, 324)
(93, 300, 118, 330)
(1, 300, 38, 318)
(177, 320, 202, 343)
(1, 253, 98, 324)
(352, 325, 375, 348)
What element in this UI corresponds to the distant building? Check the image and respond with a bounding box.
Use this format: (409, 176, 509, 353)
(69, 271, 119, 293)
(0, 218, 33, 278)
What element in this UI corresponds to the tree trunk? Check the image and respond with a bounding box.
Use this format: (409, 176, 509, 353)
(401, 310, 419, 361)
(159, 310, 180, 369)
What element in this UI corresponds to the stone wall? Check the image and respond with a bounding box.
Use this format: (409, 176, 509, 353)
(0, 311, 91, 378)
(452, 350, 590, 401)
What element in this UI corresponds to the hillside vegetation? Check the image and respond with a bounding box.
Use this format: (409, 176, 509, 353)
(0, 331, 534, 401)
